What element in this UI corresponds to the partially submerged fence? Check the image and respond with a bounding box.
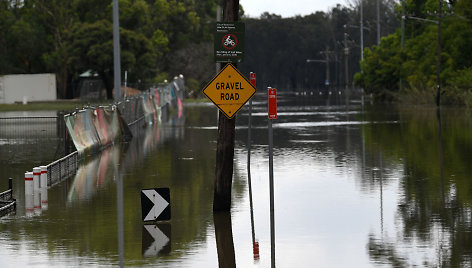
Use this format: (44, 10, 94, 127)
(2, 76, 184, 217)
(64, 107, 131, 154)
(47, 151, 79, 187)
(0, 115, 60, 139)
(0, 114, 70, 162)
(50, 82, 183, 187)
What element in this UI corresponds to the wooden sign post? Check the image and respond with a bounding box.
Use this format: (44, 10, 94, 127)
(213, 0, 240, 212)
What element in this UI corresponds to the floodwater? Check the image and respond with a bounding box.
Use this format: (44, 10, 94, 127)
(1, 94, 472, 267)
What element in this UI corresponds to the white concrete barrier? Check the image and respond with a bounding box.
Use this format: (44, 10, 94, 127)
(24, 172, 33, 197)
(25, 171, 33, 217)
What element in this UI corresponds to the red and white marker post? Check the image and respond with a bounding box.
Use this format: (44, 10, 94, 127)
(24, 172, 33, 216)
(24, 172, 33, 197)
(250, 72, 256, 87)
(32, 167, 41, 215)
(40, 166, 48, 209)
(268, 87, 277, 120)
(267, 87, 277, 266)
(33, 167, 41, 194)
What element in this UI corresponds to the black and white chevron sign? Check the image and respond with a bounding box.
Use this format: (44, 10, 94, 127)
(141, 188, 171, 222)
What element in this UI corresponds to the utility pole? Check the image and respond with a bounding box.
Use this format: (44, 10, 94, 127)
(401, 3, 442, 106)
(306, 47, 335, 90)
(112, 0, 121, 102)
(400, 0, 405, 91)
(401, 0, 405, 49)
(320, 47, 331, 88)
(377, 0, 381, 45)
(360, 0, 364, 60)
(216, 4, 222, 75)
(344, 32, 349, 96)
(436, 0, 442, 107)
(213, 0, 239, 212)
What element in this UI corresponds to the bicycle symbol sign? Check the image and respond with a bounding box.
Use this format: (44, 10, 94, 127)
(222, 34, 237, 50)
(214, 22, 244, 63)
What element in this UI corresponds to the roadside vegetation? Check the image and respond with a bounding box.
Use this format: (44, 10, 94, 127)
(1, 0, 469, 105)
(354, 0, 472, 106)
(0, 0, 216, 99)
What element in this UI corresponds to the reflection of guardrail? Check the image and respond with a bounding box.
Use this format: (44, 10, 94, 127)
(0, 201, 16, 217)
(0, 178, 15, 217)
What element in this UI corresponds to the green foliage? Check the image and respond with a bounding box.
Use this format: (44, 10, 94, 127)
(0, 0, 217, 99)
(442, 68, 472, 106)
(356, 0, 472, 104)
(1, 0, 403, 99)
(0, 1, 48, 74)
(239, 0, 399, 91)
(185, 77, 201, 98)
(356, 34, 403, 100)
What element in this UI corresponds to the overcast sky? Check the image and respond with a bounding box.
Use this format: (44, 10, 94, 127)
(240, 0, 348, 18)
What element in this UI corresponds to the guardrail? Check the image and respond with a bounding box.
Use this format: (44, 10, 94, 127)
(47, 151, 79, 188)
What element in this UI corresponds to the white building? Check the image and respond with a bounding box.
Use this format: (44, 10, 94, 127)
(0, 73, 57, 104)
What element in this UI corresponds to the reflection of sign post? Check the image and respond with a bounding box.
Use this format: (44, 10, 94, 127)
(141, 188, 171, 222)
(203, 63, 256, 119)
(253, 241, 260, 262)
(142, 224, 171, 257)
(214, 22, 245, 63)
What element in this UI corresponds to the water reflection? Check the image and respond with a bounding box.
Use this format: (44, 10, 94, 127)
(117, 172, 124, 268)
(214, 212, 236, 268)
(437, 108, 446, 210)
(4, 97, 472, 267)
(247, 154, 260, 264)
(142, 224, 171, 257)
(365, 106, 472, 267)
(67, 145, 121, 201)
(235, 96, 472, 267)
(0, 109, 194, 266)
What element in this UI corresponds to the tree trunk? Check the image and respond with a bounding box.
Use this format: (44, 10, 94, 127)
(100, 71, 114, 100)
(213, 112, 236, 211)
(213, 0, 239, 212)
(58, 68, 68, 99)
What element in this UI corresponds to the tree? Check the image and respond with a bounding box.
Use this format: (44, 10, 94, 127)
(0, 1, 49, 74)
(355, 33, 402, 100)
(68, 20, 157, 98)
(32, 0, 75, 98)
(355, 0, 472, 104)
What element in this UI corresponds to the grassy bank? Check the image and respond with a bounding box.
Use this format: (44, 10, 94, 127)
(0, 98, 209, 112)
(183, 98, 209, 103)
(0, 100, 112, 112)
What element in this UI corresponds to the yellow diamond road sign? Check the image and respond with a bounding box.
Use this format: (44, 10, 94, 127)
(203, 63, 256, 119)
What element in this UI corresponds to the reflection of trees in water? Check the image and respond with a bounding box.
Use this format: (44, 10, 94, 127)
(366, 106, 472, 267)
